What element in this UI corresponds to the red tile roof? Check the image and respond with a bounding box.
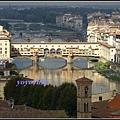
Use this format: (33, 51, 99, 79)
(108, 94, 120, 111)
(75, 76, 93, 84)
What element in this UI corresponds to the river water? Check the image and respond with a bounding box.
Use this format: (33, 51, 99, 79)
(0, 33, 120, 100)
(13, 57, 120, 95)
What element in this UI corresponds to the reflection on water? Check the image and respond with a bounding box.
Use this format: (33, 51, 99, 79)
(1, 57, 120, 100)
(18, 64, 120, 94)
(16, 57, 120, 94)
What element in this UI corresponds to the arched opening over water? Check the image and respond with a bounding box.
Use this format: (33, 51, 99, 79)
(39, 58, 66, 69)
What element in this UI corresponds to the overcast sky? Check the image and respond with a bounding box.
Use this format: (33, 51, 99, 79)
(0, 1, 120, 6)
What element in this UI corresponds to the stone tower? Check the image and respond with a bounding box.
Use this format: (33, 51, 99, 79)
(75, 76, 93, 118)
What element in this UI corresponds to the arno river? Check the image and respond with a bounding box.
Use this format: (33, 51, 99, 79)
(13, 57, 120, 95)
(0, 33, 120, 99)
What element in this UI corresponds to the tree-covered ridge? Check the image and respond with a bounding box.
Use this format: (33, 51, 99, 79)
(4, 77, 77, 118)
(0, 7, 118, 24)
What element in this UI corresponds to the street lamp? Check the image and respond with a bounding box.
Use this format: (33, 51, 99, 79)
(9, 97, 14, 118)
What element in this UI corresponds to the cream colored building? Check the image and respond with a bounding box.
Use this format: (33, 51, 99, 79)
(87, 21, 120, 63)
(0, 25, 11, 61)
(99, 42, 116, 62)
(56, 13, 83, 30)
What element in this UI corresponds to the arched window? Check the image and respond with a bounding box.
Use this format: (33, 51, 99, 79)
(85, 86, 88, 97)
(84, 102, 88, 113)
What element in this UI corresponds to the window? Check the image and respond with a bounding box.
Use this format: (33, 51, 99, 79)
(5, 48, 7, 50)
(20, 45, 22, 47)
(5, 43, 7, 45)
(5, 51, 7, 54)
(0, 48, 2, 50)
(0, 43, 2, 46)
(85, 86, 88, 97)
(111, 50, 113, 52)
(0, 51, 2, 54)
(27, 45, 28, 47)
(84, 103, 88, 113)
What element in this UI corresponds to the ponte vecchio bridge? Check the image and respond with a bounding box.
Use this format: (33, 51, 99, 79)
(11, 41, 116, 64)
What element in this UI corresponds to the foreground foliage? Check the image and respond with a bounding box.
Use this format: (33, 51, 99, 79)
(4, 77, 77, 118)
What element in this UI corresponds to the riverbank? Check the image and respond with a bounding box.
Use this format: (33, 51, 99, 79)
(83, 56, 120, 81)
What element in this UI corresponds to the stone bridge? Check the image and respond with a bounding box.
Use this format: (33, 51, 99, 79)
(14, 54, 80, 65)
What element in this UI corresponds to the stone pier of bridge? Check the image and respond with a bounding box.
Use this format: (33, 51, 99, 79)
(65, 55, 74, 64)
(32, 54, 75, 65)
(32, 55, 39, 64)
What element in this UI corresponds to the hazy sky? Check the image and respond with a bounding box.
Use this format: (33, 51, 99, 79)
(0, 1, 120, 6)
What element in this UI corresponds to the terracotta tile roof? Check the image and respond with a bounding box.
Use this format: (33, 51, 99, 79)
(108, 94, 120, 111)
(92, 100, 114, 118)
(99, 42, 115, 48)
(75, 76, 93, 83)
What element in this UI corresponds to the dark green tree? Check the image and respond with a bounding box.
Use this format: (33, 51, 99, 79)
(58, 83, 77, 117)
(4, 76, 23, 100)
(42, 84, 55, 110)
(37, 84, 46, 109)
(26, 84, 35, 107)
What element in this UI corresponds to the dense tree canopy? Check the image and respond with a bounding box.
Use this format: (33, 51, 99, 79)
(4, 77, 77, 118)
(0, 6, 118, 24)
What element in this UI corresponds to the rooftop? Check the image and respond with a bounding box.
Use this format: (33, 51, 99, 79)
(75, 76, 93, 83)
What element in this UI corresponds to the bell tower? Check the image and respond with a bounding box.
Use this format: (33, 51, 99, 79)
(75, 76, 93, 118)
